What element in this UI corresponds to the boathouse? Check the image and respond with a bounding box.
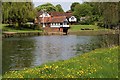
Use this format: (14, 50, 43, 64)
(35, 11, 77, 32)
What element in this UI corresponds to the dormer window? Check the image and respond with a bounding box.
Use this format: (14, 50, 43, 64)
(71, 16, 74, 20)
(45, 12, 48, 16)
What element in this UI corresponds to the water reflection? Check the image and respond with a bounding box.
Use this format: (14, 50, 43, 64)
(2, 38, 35, 74)
(2, 34, 119, 74)
(32, 35, 93, 66)
(75, 34, 119, 54)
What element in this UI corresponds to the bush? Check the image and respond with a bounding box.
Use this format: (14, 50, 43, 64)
(97, 22, 104, 27)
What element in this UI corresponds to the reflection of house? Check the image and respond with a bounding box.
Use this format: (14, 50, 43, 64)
(35, 11, 77, 32)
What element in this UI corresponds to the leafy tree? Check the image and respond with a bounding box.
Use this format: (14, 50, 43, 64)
(71, 2, 119, 27)
(85, 2, 104, 24)
(36, 3, 56, 12)
(98, 2, 119, 28)
(73, 3, 93, 22)
(55, 4, 64, 12)
(2, 2, 36, 28)
(70, 2, 80, 12)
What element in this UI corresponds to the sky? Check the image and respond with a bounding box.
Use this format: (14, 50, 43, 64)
(32, 0, 84, 12)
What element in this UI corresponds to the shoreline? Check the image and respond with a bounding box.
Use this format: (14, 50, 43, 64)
(2, 30, 120, 38)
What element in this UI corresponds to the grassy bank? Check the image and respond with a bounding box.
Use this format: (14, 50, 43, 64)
(1, 24, 114, 33)
(3, 46, 119, 78)
(1, 24, 42, 33)
(69, 25, 109, 32)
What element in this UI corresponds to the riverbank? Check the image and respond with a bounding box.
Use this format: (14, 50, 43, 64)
(3, 46, 119, 78)
(68, 30, 120, 36)
(2, 31, 64, 38)
(2, 24, 120, 38)
(69, 25, 100, 31)
(2, 29, 119, 38)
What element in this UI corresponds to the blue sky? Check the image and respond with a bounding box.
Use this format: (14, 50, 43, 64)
(32, 0, 83, 12)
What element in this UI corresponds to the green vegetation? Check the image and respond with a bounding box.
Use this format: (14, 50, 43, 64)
(3, 46, 119, 78)
(74, 3, 93, 17)
(2, 24, 42, 32)
(71, 2, 119, 27)
(36, 3, 56, 12)
(72, 2, 101, 24)
(36, 3, 64, 12)
(2, 2, 36, 29)
(69, 25, 106, 32)
(55, 4, 64, 12)
(70, 2, 80, 12)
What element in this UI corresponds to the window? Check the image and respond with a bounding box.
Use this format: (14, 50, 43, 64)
(71, 17, 74, 20)
(45, 12, 47, 16)
(63, 22, 67, 25)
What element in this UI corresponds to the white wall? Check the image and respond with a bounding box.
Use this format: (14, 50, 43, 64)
(69, 16, 77, 22)
(39, 12, 51, 17)
(51, 23, 61, 27)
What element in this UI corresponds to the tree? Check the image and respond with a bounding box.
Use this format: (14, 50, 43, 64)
(2, 2, 36, 28)
(70, 2, 80, 12)
(98, 2, 119, 28)
(85, 2, 104, 24)
(73, 3, 93, 21)
(36, 3, 56, 12)
(55, 4, 64, 12)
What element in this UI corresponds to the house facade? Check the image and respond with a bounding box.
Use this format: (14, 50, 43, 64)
(35, 11, 77, 32)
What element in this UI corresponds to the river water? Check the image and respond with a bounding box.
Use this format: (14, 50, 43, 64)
(2, 34, 119, 74)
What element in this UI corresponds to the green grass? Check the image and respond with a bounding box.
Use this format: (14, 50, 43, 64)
(0, 24, 9, 29)
(69, 25, 109, 32)
(3, 46, 119, 78)
(1, 24, 42, 33)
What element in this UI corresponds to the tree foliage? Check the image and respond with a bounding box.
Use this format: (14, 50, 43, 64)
(36, 3, 64, 12)
(91, 2, 119, 28)
(36, 3, 56, 12)
(71, 2, 119, 27)
(74, 3, 92, 17)
(2, 2, 36, 27)
(55, 4, 64, 12)
(73, 3, 93, 23)
(101, 2, 119, 26)
(70, 2, 80, 12)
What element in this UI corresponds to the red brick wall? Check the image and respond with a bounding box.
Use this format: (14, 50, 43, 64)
(44, 27, 63, 32)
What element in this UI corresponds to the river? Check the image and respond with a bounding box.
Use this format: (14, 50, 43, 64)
(2, 34, 119, 74)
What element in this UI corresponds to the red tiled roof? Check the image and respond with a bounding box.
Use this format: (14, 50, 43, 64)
(39, 17, 50, 23)
(39, 16, 66, 23)
(49, 16, 66, 23)
(37, 11, 72, 17)
(48, 12, 72, 18)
